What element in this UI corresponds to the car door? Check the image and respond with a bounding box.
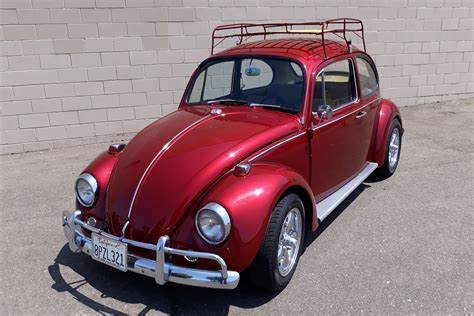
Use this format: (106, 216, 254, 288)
(310, 56, 375, 201)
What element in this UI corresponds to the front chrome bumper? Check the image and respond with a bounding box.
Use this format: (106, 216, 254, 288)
(62, 210, 239, 289)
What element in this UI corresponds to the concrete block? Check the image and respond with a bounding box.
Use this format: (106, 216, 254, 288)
(71, 53, 101, 67)
(114, 37, 143, 51)
(0, 87, 14, 101)
(65, 0, 95, 8)
(122, 118, 152, 133)
(98, 22, 127, 37)
(131, 79, 159, 92)
(3, 25, 36, 40)
(40, 54, 71, 69)
(44, 83, 76, 98)
(4, 128, 36, 144)
(49, 111, 79, 126)
(50, 9, 81, 23)
(96, 0, 125, 8)
(156, 22, 182, 35)
(127, 22, 155, 36)
(119, 92, 147, 105)
(196, 8, 220, 21)
(65, 123, 94, 138)
(13, 85, 45, 100)
(17, 9, 50, 24)
(19, 113, 49, 128)
(8, 55, 41, 70)
(85, 38, 114, 52)
(54, 39, 84, 53)
(137, 7, 168, 22)
(168, 7, 195, 22)
(0, 9, 18, 24)
(23, 140, 53, 152)
(58, 68, 88, 82)
(0, 116, 19, 130)
(142, 36, 169, 50)
(36, 24, 68, 39)
(75, 82, 104, 95)
(88, 66, 117, 81)
(62, 96, 91, 111)
(32, 98, 62, 113)
(94, 121, 123, 135)
(130, 51, 157, 65)
(101, 52, 130, 66)
(117, 65, 144, 79)
(159, 77, 185, 91)
(78, 109, 107, 123)
(81, 8, 112, 22)
(22, 40, 54, 55)
(91, 94, 120, 108)
(107, 107, 134, 120)
(135, 105, 161, 119)
(32, 0, 64, 8)
(36, 126, 66, 141)
(68, 23, 98, 38)
(0, 100, 32, 115)
(104, 80, 132, 94)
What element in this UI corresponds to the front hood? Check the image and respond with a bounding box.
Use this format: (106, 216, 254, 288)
(106, 105, 300, 242)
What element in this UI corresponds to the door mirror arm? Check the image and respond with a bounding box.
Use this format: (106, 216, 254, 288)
(317, 104, 333, 122)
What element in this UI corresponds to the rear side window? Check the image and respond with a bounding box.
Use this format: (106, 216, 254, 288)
(313, 59, 356, 111)
(356, 57, 378, 98)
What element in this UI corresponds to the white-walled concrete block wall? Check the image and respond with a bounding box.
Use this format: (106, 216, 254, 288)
(1, 0, 473, 154)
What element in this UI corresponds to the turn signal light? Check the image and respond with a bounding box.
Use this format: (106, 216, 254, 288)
(234, 163, 252, 177)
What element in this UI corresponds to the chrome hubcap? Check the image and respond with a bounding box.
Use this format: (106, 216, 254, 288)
(388, 128, 400, 168)
(277, 208, 302, 277)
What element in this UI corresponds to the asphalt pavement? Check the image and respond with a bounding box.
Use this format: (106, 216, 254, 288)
(1, 99, 473, 315)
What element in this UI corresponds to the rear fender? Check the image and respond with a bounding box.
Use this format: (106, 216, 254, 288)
(372, 99, 403, 166)
(171, 162, 315, 272)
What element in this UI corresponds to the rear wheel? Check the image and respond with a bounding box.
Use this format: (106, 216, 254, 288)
(248, 193, 305, 292)
(377, 119, 402, 178)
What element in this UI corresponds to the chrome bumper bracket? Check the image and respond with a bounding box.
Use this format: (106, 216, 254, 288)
(62, 210, 239, 290)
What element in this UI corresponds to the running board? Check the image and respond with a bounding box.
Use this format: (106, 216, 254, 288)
(316, 162, 378, 221)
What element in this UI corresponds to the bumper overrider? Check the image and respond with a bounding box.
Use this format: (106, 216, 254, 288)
(62, 210, 240, 289)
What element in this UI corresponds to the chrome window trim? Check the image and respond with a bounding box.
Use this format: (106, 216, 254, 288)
(248, 131, 307, 163)
(195, 202, 231, 245)
(75, 173, 98, 207)
(311, 58, 359, 115)
(312, 97, 381, 131)
(127, 114, 212, 219)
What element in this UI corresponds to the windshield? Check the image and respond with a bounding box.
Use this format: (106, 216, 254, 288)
(186, 57, 305, 112)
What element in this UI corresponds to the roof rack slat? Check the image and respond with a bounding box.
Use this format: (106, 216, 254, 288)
(210, 19, 366, 58)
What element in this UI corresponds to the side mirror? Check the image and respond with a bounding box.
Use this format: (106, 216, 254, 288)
(317, 104, 333, 120)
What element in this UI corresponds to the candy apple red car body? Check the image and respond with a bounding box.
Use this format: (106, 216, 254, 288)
(64, 20, 403, 290)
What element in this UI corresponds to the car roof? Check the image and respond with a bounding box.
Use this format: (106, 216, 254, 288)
(214, 38, 361, 63)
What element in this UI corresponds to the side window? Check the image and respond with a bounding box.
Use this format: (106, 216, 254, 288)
(356, 58, 379, 98)
(240, 58, 273, 91)
(313, 59, 356, 112)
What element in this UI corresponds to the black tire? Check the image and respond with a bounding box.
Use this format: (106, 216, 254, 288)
(247, 193, 305, 292)
(377, 119, 402, 178)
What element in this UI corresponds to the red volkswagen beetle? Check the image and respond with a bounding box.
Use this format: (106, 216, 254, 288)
(62, 19, 403, 292)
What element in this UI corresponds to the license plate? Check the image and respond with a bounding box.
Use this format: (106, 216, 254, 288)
(91, 233, 127, 272)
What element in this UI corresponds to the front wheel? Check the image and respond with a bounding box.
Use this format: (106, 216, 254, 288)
(377, 119, 402, 178)
(248, 193, 305, 292)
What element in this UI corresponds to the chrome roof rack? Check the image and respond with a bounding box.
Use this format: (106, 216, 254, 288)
(211, 18, 366, 58)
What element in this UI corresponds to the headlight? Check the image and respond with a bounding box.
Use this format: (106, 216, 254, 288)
(75, 173, 98, 207)
(195, 203, 231, 245)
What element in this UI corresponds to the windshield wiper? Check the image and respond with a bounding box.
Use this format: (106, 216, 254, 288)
(207, 99, 248, 105)
(250, 103, 298, 114)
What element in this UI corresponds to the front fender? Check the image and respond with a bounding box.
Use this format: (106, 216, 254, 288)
(372, 98, 403, 166)
(171, 162, 314, 272)
(76, 149, 120, 225)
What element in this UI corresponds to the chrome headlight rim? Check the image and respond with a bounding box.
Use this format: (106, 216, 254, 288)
(75, 173, 98, 207)
(195, 202, 231, 245)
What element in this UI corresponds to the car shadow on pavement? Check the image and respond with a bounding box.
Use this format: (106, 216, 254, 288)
(49, 184, 369, 315)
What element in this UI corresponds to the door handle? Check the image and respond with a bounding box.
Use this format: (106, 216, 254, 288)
(355, 111, 367, 119)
